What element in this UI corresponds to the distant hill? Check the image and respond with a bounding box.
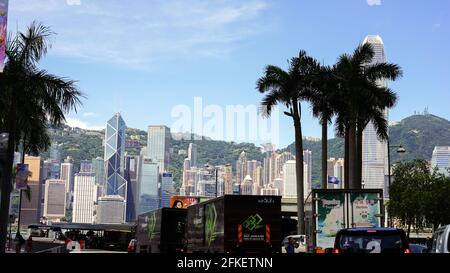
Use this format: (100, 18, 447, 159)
(283, 114, 450, 187)
(42, 114, 450, 190)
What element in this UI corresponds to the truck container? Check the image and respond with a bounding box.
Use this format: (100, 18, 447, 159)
(186, 195, 282, 253)
(135, 208, 187, 253)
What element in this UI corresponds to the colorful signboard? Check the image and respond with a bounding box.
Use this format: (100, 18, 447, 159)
(0, 0, 8, 73)
(315, 192, 346, 249)
(15, 163, 29, 190)
(170, 196, 200, 209)
(350, 192, 381, 228)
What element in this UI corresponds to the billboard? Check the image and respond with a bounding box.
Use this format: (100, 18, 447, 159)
(15, 164, 29, 190)
(170, 196, 200, 209)
(350, 192, 382, 228)
(0, 0, 8, 72)
(315, 192, 346, 249)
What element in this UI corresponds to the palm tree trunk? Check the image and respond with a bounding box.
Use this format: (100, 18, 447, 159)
(344, 128, 350, 189)
(293, 103, 305, 235)
(0, 110, 17, 253)
(356, 125, 363, 189)
(321, 120, 328, 189)
(348, 123, 357, 189)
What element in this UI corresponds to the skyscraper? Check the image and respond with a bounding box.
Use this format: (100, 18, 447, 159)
(138, 157, 159, 214)
(92, 157, 104, 186)
(43, 179, 66, 222)
(124, 155, 139, 222)
(188, 143, 197, 167)
(362, 35, 389, 190)
(80, 160, 94, 173)
(60, 160, 74, 194)
(241, 175, 254, 195)
(236, 151, 248, 184)
(20, 156, 44, 227)
(96, 196, 126, 224)
(303, 150, 312, 193)
(282, 160, 309, 199)
(224, 164, 233, 195)
(73, 173, 97, 224)
(147, 125, 171, 173)
(104, 113, 127, 199)
(431, 146, 450, 176)
(160, 172, 174, 208)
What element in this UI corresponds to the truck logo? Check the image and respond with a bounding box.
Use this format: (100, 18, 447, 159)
(147, 213, 156, 241)
(243, 214, 263, 231)
(205, 204, 217, 247)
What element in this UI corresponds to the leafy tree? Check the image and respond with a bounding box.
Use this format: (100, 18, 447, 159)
(0, 22, 83, 252)
(389, 160, 432, 237)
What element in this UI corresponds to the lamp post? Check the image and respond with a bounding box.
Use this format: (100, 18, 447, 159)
(387, 139, 406, 227)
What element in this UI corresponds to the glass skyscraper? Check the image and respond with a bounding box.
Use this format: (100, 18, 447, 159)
(362, 35, 389, 190)
(138, 157, 159, 214)
(147, 125, 171, 173)
(104, 113, 127, 199)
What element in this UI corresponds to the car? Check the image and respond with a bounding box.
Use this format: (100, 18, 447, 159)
(409, 244, 428, 254)
(333, 228, 411, 254)
(128, 239, 137, 253)
(430, 225, 450, 253)
(281, 235, 307, 253)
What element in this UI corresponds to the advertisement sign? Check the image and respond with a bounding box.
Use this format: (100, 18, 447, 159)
(315, 192, 346, 249)
(0, 0, 8, 72)
(350, 192, 381, 228)
(15, 163, 29, 190)
(170, 196, 200, 209)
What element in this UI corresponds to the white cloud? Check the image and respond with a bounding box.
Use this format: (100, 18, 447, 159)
(9, 0, 270, 69)
(83, 112, 98, 117)
(367, 0, 382, 6)
(65, 118, 104, 131)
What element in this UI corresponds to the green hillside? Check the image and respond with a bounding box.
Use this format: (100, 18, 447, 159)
(42, 114, 450, 191)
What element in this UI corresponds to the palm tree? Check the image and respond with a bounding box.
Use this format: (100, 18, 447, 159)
(0, 22, 83, 252)
(310, 65, 337, 189)
(333, 44, 402, 189)
(256, 50, 319, 235)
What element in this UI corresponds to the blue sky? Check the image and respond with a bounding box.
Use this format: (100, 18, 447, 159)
(8, 0, 450, 148)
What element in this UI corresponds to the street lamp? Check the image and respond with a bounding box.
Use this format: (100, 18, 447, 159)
(387, 139, 406, 227)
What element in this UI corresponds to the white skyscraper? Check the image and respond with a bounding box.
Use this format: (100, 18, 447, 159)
(431, 146, 450, 176)
(73, 173, 97, 224)
(282, 160, 309, 199)
(362, 35, 389, 190)
(138, 157, 160, 214)
(147, 125, 171, 173)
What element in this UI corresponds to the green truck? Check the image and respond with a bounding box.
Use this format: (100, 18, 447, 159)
(186, 195, 282, 253)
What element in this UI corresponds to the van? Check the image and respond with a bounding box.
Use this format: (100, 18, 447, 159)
(333, 228, 411, 254)
(430, 225, 450, 254)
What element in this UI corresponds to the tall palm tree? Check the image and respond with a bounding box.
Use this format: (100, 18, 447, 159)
(0, 22, 83, 252)
(333, 44, 402, 189)
(310, 65, 337, 189)
(256, 50, 319, 235)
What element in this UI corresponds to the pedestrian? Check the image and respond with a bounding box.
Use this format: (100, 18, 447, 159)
(26, 236, 33, 253)
(286, 237, 296, 254)
(14, 232, 25, 253)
